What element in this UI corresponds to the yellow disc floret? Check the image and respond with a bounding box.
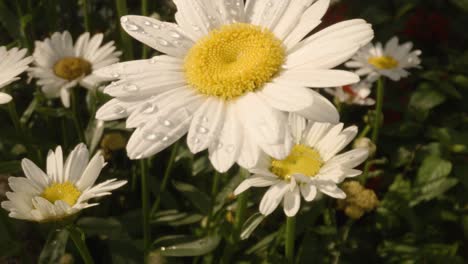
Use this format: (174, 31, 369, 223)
(41, 182, 81, 206)
(184, 23, 285, 100)
(54, 57, 92, 80)
(271, 145, 323, 180)
(368, 56, 398, 70)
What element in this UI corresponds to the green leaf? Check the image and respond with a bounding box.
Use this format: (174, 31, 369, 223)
(0, 161, 21, 174)
(408, 88, 446, 121)
(155, 235, 221, 257)
(77, 217, 122, 239)
(38, 229, 69, 264)
(240, 213, 265, 240)
(213, 169, 246, 214)
(151, 210, 203, 226)
(172, 181, 211, 215)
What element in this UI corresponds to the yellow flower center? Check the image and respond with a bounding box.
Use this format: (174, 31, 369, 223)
(367, 56, 398, 70)
(184, 23, 285, 100)
(271, 145, 323, 180)
(41, 182, 81, 206)
(53, 57, 92, 80)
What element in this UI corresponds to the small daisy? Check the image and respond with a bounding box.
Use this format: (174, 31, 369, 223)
(234, 114, 368, 217)
(29, 31, 121, 107)
(1, 143, 126, 222)
(96, 0, 374, 172)
(0, 47, 33, 104)
(325, 81, 375, 106)
(345, 36, 421, 82)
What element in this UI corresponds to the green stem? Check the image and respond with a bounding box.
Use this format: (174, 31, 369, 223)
(233, 192, 248, 242)
(285, 216, 296, 264)
(150, 141, 179, 214)
(7, 100, 22, 134)
(82, 0, 91, 31)
(357, 125, 371, 139)
(206, 171, 221, 230)
(140, 159, 151, 255)
(332, 220, 354, 264)
(68, 226, 94, 264)
(70, 89, 85, 143)
(116, 0, 134, 60)
(362, 78, 385, 179)
(371, 78, 385, 143)
(141, 0, 149, 59)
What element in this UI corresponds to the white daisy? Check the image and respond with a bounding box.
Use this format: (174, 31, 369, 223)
(234, 114, 369, 217)
(325, 81, 375, 106)
(29, 31, 121, 107)
(0, 46, 33, 104)
(1, 143, 126, 222)
(95, 0, 374, 172)
(345, 36, 421, 82)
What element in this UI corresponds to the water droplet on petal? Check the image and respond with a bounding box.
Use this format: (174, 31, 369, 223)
(170, 31, 181, 39)
(163, 120, 172, 127)
(157, 38, 169, 46)
(142, 103, 157, 114)
(123, 84, 139, 93)
(113, 105, 126, 115)
(162, 136, 170, 142)
(197, 126, 209, 134)
(142, 130, 161, 141)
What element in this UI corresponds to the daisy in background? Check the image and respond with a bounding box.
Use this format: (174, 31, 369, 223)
(0, 46, 33, 104)
(234, 114, 368, 217)
(325, 81, 375, 106)
(1, 143, 126, 222)
(29, 31, 121, 108)
(96, 0, 374, 172)
(345, 36, 421, 82)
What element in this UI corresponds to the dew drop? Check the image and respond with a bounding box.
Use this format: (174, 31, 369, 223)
(141, 103, 157, 114)
(112, 72, 120, 78)
(163, 120, 172, 127)
(157, 38, 169, 46)
(142, 130, 161, 141)
(113, 105, 126, 115)
(123, 84, 139, 93)
(124, 23, 140, 32)
(162, 136, 170, 142)
(169, 31, 181, 39)
(197, 126, 209, 134)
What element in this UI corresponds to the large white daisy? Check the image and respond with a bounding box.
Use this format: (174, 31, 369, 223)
(95, 0, 374, 172)
(29, 31, 121, 107)
(325, 81, 375, 106)
(1, 144, 126, 222)
(345, 36, 421, 82)
(0, 46, 33, 104)
(234, 114, 369, 217)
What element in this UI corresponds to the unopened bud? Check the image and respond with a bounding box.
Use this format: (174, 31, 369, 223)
(353, 137, 376, 157)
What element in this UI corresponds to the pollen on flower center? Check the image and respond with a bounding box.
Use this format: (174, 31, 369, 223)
(270, 145, 323, 180)
(367, 56, 398, 70)
(53, 57, 92, 81)
(41, 182, 81, 206)
(184, 23, 285, 100)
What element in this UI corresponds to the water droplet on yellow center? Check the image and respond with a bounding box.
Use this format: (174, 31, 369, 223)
(53, 57, 92, 81)
(184, 23, 285, 100)
(270, 145, 323, 180)
(41, 182, 81, 206)
(367, 56, 398, 70)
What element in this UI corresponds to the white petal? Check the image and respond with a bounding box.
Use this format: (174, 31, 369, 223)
(0, 92, 12, 104)
(304, 122, 332, 147)
(295, 89, 339, 123)
(75, 152, 105, 191)
(283, 186, 301, 217)
(126, 94, 203, 159)
(215, 0, 246, 24)
(258, 83, 314, 112)
(187, 98, 226, 154)
(272, 0, 315, 40)
(120, 16, 194, 58)
(208, 106, 242, 173)
(236, 93, 286, 145)
(276, 69, 360, 88)
(324, 148, 369, 170)
(283, 0, 330, 49)
(237, 128, 261, 169)
(173, 0, 222, 37)
(21, 159, 49, 188)
(316, 181, 346, 199)
(300, 183, 317, 202)
(96, 98, 147, 121)
(8, 177, 41, 194)
(259, 182, 289, 216)
(234, 174, 279, 195)
(64, 143, 89, 183)
(288, 113, 307, 144)
(246, 0, 290, 30)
